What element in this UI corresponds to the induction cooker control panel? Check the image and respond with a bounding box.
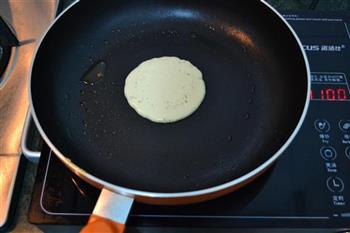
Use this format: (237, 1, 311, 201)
(310, 74, 350, 218)
(288, 11, 350, 220)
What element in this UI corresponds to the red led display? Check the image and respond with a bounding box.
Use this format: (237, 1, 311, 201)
(310, 87, 348, 101)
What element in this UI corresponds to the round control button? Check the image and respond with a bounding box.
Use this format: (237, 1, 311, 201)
(327, 176, 344, 193)
(314, 119, 330, 133)
(345, 147, 350, 160)
(339, 120, 350, 133)
(320, 146, 337, 161)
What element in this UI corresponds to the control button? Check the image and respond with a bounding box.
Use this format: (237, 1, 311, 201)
(339, 120, 350, 133)
(314, 119, 330, 132)
(327, 176, 344, 193)
(320, 146, 337, 161)
(345, 147, 350, 160)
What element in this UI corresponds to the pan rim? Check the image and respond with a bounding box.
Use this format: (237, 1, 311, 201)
(29, 0, 311, 199)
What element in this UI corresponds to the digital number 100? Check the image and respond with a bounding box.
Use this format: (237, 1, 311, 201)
(310, 88, 348, 101)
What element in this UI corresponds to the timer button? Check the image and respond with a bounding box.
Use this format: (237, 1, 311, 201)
(339, 120, 350, 133)
(327, 176, 344, 193)
(320, 146, 337, 161)
(314, 119, 330, 133)
(345, 147, 350, 160)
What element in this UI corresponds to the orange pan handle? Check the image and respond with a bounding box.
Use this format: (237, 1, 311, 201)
(80, 188, 134, 233)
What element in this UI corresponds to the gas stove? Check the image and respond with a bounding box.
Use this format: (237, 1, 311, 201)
(0, 2, 56, 231)
(26, 11, 350, 232)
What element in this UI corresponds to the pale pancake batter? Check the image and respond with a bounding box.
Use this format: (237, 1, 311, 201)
(124, 56, 206, 123)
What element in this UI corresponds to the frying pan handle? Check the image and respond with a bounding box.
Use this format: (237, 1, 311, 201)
(21, 110, 41, 163)
(80, 188, 134, 233)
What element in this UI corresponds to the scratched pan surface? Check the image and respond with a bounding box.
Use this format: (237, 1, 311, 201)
(31, 0, 308, 193)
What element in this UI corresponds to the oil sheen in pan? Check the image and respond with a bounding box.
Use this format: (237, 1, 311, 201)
(81, 56, 206, 124)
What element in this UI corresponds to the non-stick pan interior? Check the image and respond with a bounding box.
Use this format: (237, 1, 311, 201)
(31, 0, 308, 193)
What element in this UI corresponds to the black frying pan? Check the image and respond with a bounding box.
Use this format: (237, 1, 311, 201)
(30, 0, 309, 231)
